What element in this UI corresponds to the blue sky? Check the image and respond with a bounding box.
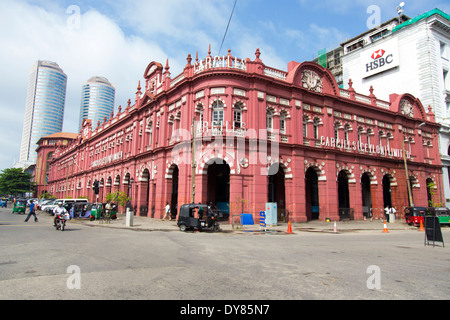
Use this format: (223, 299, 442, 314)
(0, 0, 449, 172)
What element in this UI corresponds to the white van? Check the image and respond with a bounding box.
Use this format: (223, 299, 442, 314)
(45, 198, 88, 213)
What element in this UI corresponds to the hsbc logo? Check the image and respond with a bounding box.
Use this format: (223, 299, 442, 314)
(366, 48, 394, 73)
(371, 49, 385, 59)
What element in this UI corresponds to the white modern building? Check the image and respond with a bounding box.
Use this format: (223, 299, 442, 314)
(78, 76, 115, 132)
(17, 60, 67, 168)
(342, 8, 450, 206)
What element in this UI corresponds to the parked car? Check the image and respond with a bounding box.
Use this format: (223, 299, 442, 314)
(40, 199, 57, 213)
(37, 199, 53, 210)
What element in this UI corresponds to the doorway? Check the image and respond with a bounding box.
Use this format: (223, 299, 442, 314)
(305, 167, 319, 220)
(207, 160, 230, 220)
(268, 163, 285, 221)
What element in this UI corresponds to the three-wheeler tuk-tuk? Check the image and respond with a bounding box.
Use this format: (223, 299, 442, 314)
(89, 203, 117, 221)
(177, 203, 220, 232)
(12, 199, 27, 214)
(0, 198, 7, 208)
(427, 207, 450, 226)
(404, 207, 428, 226)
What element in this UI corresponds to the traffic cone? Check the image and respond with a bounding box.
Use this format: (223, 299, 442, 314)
(419, 220, 424, 231)
(286, 221, 293, 234)
(382, 220, 389, 233)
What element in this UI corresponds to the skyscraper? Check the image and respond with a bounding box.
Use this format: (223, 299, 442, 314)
(78, 76, 115, 131)
(18, 60, 67, 168)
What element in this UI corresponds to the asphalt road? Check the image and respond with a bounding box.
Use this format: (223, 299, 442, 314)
(0, 206, 449, 302)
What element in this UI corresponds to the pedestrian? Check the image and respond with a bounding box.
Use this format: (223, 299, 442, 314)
(25, 200, 38, 222)
(384, 205, 390, 222)
(162, 202, 171, 221)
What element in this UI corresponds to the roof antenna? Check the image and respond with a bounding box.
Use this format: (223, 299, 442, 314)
(396, 2, 405, 24)
(218, 0, 237, 56)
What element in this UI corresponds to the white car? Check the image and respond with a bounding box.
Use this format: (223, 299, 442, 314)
(41, 200, 58, 213)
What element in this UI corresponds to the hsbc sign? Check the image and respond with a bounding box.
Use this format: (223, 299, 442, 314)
(362, 38, 399, 78)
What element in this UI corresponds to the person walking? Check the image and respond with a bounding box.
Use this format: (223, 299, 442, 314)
(24, 200, 38, 222)
(162, 202, 171, 221)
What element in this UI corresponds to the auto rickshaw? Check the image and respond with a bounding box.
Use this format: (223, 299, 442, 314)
(404, 206, 429, 226)
(12, 199, 27, 214)
(177, 203, 220, 232)
(0, 198, 7, 208)
(427, 207, 450, 226)
(89, 203, 117, 221)
(90, 203, 103, 221)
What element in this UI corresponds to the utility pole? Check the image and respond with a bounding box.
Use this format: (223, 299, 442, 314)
(402, 135, 413, 206)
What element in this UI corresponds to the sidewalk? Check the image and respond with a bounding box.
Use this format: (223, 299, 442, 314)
(65, 212, 417, 234)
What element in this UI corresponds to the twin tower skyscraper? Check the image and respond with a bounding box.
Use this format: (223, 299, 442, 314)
(17, 61, 115, 168)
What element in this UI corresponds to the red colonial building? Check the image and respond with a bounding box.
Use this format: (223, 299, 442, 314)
(35, 132, 78, 196)
(43, 47, 443, 222)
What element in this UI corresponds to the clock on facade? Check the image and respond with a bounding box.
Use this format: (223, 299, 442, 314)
(400, 99, 414, 117)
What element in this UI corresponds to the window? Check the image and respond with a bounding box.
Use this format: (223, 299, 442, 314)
(367, 128, 373, 145)
(370, 29, 390, 42)
(346, 40, 364, 53)
(303, 116, 308, 138)
(196, 103, 204, 124)
(313, 117, 321, 139)
(443, 69, 449, 91)
(212, 101, 224, 126)
(441, 41, 448, 60)
(266, 109, 273, 131)
(386, 132, 392, 149)
(234, 104, 242, 128)
(280, 112, 287, 134)
(379, 130, 384, 147)
(358, 127, 364, 144)
(334, 122, 340, 140)
(147, 121, 153, 147)
(344, 124, 351, 142)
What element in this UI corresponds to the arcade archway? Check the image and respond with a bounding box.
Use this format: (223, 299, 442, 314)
(338, 170, 351, 219)
(268, 163, 286, 221)
(207, 160, 230, 220)
(361, 173, 372, 219)
(305, 167, 319, 220)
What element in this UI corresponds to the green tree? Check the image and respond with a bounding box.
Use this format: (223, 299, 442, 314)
(0, 168, 33, 196)
(105, 191, 130, 213)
